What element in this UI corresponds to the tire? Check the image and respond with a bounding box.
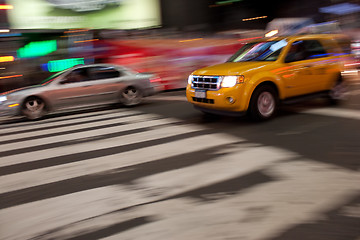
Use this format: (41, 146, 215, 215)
(21, 96, 47, 120)
(328, 76, 347, 105)
(121, 86, 143, 106)
(248, 85, 278, 121)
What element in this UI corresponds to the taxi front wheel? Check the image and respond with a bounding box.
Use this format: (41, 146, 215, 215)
(248, 85, 278, 121)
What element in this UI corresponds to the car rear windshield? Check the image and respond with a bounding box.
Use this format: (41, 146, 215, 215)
(227, 40, 288, 62)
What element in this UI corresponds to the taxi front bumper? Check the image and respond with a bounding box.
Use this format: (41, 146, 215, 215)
(186, 85, 249, 113)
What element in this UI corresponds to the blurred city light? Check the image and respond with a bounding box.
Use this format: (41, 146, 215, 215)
(0, 74, 22, 80)
(45, 58, 85, 72)
(17, 40, 57, 58)
(265, 30, 278, 37)
(0, 4, 13, 10)
(0, 56, 14, 62)
(242, 16, 268, 22)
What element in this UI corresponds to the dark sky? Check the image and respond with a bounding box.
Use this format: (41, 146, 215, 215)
(161, 0, 335, 31)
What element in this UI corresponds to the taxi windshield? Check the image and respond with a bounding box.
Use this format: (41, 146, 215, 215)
(227, 39, 288, 62)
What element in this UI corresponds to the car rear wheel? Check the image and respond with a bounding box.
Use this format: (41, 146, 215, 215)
(249, 85, 278, 121)
(328, 78, 347, 105)
(22, 97, 47, 120)
(121, 86, 143, 106)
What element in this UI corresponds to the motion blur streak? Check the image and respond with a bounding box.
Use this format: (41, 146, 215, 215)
(0, 56, 14, 62)
(0, 74, 22, 80)
(0, 4, 13, 9)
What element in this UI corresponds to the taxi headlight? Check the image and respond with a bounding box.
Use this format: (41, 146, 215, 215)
(221, 75, 245, 88)
(188, 75, 194, 85)
(0, 95, 7, 103)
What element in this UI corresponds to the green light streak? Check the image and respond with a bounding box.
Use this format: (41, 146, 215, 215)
(17, 40, 57, 58)
(48, 58, 84, 72)
(215, 0, 242, 5)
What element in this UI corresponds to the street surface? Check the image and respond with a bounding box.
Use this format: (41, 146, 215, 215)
(0, 82, 360, 240)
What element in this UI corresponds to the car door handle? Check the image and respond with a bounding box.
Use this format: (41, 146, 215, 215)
(83, 85, 92, 87)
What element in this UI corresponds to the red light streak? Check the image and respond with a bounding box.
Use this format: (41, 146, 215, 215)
(0, 74, 23, 80)
(237, 37, 262, 42)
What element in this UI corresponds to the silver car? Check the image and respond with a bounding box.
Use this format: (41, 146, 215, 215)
(0, 64, 161, 120)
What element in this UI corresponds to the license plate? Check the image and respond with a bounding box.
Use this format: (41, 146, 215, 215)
(195, 90, 206, 99)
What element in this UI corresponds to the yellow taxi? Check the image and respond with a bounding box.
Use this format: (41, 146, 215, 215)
(186, 34, 352, 120)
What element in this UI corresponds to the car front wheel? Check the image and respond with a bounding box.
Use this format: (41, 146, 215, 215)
(22, 96, 47, 120)
(249, 85, 278, 121)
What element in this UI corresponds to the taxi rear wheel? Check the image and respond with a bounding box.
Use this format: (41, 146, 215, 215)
(328, 77, 347, 105)
(248, 85, 278, 121)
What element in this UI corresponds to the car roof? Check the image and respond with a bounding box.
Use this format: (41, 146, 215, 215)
(249, 34, 350, 43)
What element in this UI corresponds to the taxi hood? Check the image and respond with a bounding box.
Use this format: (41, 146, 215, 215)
(192, 62, 273, 76)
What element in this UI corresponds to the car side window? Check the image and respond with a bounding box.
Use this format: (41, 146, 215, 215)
(285, 41, 307, 62)
(61, 68, 90, 84)
(303, 40, 328, 59)
(88, 67, 121, 80)
(285, 40, 328, 63)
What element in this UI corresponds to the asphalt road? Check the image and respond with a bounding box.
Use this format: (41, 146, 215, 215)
(0, 83, 359, 240)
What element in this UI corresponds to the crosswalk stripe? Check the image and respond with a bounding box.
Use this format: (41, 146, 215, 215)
(0, 114, 162, 151)
(0, 133, 240, 195)
(105, 162, 360, 240)
(0, 108, 123, 129)
(1, 107, 359, 240)
(0, 145, 293, 240)
(0, 122, 204, 169)
(0, 109, 141, 136)
(302, 107, 360, 120)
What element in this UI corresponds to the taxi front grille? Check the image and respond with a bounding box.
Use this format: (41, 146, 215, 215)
(192, 76, 220, 90)
(192, 97, 215, 104)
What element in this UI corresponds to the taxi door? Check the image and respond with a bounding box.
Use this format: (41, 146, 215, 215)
(280, 40, 325, 98)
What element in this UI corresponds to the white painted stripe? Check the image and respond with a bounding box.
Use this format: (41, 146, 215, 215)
(0, 114, 160, 151)
(302, 107, 360, 120)
(0, 108, 123, 129)
(0, 109, 141, 136)
(2, 147, 359, 240)
(108, 163, 359, 240)
(0, 122, 202, 168)
(0, 133, 240, 194)
(0, 143, 294, 240)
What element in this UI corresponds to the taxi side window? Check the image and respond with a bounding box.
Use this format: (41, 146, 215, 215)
(285, 40, 328, 63)
(303, 40, 328, 59)
(285, 41, 307, 62)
